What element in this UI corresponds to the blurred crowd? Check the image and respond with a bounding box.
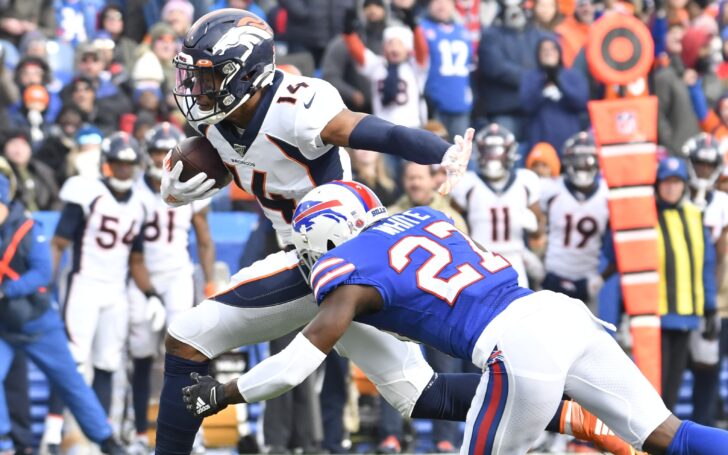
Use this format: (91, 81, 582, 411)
(1, 0, 728, 453)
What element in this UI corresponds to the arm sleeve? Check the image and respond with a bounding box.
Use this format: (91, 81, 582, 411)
(131, 233, 144, 253)
(348, 115, 450, 164)
(343, 33, 384, 78)
(688, 80, 709, 122)
(53, 203, 85, 240)
(3, 225, 52, 298)
(603, 229, 616, 265)
(703, 226, 717, 312)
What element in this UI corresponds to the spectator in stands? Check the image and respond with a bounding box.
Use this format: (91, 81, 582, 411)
(67, 125, 103, 178)
(683, 26, 723, 106)
(656, 24, 702, 155)
(132, 22, 178, 93)
(0, 0, 55, 47)
(8, 85, 50, 148)
(519, 37, 588, 154)
(526, 141, 561, 179)
(55, 0, 100, 46)
(74, 43, 127, 103)
(35, 104, 83, 188)
(98, 5, 137, 73)
(321, 0, 387, 112)
(343, 5, 429, 129)
(12, 56, 61, 123)
(421, 0, 473, 140)
(1, 130, 60, 211)
(474, 0, 553, 140)
(556, 0, 595, 68)
(349, 148, 399, 206)
(716, 168, 728, 424)
(162, 0, 196, 39)
(279, 0, 356, 66)
(687, 0, 718, 36)
(533, 0, 562, 31)
(62, 75, 124, 135)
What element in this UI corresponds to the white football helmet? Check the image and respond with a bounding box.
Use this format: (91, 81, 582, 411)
(291, 180, 388, 283)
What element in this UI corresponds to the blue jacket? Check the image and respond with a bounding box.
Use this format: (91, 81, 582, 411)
(518, 39, 588, 153)
(475, 24, 553, 118)
(0, 201, 52, 333)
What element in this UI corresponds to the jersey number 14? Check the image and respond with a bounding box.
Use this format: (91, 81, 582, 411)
(388, 221, 509, 305)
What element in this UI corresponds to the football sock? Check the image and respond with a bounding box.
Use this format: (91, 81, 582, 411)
(92, 368, 113, 416)
(559, 399, 643, 455)
(667, 420, 728, 455)
(410, 373, 481, 421)
(155, 353, 209, 454)
(132, 357, 153, 434)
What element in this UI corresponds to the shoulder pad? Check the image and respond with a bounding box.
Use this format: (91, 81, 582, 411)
(59, 176, 107, 214)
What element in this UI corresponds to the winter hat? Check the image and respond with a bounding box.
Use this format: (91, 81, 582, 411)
(383, 26, 414, 51)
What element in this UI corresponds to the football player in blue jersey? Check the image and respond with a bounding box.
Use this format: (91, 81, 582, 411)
(182, 180, 728, 455)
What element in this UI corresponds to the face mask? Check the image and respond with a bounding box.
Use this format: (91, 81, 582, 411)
(481, 160, 507, 180)
(107, 176, 133, 192)
(148, 166, 164, 180)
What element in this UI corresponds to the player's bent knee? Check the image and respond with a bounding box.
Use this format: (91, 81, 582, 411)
(164, 332, 207, 362)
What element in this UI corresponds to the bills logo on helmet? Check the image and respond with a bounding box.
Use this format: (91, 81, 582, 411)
(211, 22, 273, 57)
(293, 200, 347, 232)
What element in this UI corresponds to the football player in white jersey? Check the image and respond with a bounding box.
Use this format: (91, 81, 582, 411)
(44, 132, 163, 450)
(682, 133, 728, 426)
(152, 8, 477, 455)
(153, 10, 637, 455)
(126, 123, 217, 455)
(449, 124, 544, 287)
(540, 132, 609, 305)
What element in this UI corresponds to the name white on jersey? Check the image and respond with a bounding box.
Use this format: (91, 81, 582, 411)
(450, 169, 541, 256)
(194, 71, 352, 245)
(541, 178, 609, 278)
(135, 177, 210, 274)
(59, 176, 146, 282)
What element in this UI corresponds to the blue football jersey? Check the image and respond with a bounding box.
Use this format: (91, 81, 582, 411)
(310, 207, 532, 360)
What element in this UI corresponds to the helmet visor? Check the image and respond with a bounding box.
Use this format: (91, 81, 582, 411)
(173, 57, 229, 123)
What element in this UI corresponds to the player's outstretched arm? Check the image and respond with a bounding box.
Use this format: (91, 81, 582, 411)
(182, 284, 379, 418)
(320, 110, 473, 195)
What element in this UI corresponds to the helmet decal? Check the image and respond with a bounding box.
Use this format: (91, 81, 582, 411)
(293, 200, 346, 233)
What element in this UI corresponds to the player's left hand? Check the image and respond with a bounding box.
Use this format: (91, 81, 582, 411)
(438, 128, 474, 195)
(144, 291, 166, 332)
(182, 372, 228, 418)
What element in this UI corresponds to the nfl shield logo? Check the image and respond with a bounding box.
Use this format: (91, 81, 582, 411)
(615, 111, 637, 136)
(233, 144, 247, 157)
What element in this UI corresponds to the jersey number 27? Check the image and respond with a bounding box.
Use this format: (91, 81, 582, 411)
(388, 221, 509, 305)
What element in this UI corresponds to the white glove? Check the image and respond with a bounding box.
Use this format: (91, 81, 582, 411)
(542, 85, 562, 101)
(519, 209, 539, 234)
(144, 293, 167, 332)
(161, 158, 220, 208)
(587, 274, 604, 302)
(438, 128, 475, 195)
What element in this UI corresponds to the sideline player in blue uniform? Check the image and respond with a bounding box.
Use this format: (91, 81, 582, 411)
(182, 180, 728, 455)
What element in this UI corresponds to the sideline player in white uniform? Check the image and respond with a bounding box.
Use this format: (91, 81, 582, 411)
(450, 124, 544, 287)
(540, 132, 609, 305)
(181, 180, 728, 455)
(126, 123, 216, 455)
(44, 132, 162, 450)
(154, 10, 638, 455)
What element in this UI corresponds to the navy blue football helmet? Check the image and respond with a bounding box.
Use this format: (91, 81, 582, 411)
(173, 9, 276, 125)
(102, 131, 142, 192)
(145, 122, 185, 153)
(475, 123, 519, 181)
(563, 131, 599, 189)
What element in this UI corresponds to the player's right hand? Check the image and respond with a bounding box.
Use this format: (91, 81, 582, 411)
(144, 292, 166, 332)
(161, 159, 220, 208)
(438, 128, 474, 196)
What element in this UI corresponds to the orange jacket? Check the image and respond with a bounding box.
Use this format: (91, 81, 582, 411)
(556, 16, 589, 68)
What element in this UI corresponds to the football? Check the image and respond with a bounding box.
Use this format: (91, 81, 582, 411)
(167, 136, 232, 189)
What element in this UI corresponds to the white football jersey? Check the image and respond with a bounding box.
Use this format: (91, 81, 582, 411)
(59, 176, 147, 282)
(541, 178, 610, 279)
(357, 48, 428, 128)
(135, 176, 210, 274)
(450, 169, 541, 257)
(192, 71, 351, 245)
(702, 190, 728, 243)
